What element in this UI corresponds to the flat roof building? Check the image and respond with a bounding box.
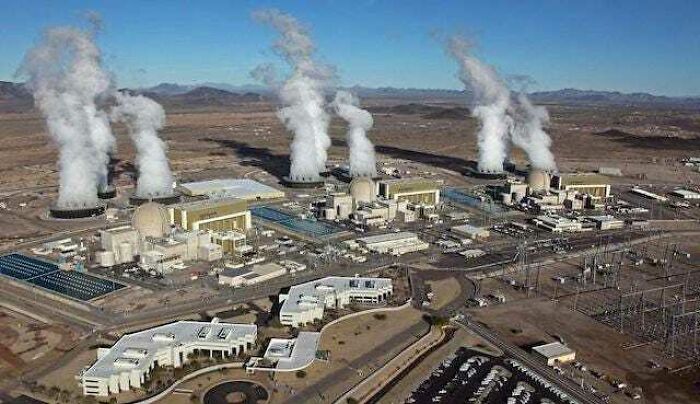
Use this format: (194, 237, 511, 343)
(532, 342, 576, 366)
(451, 224, 490, 239)
(247, 332, 321, 372)
(631, 187, 668, 202)
(551, 173, 610, 199)
(80, 319, 256, 397)
(670, 189, 700, 200)
(377, 178, 442, 205)
(219, 262, 290, 288)
(356, 231, 429, 255)
(585, 215, 625, 230)
(177, 179, 285, 201)
(532, 215, 583, 233)
(169, 198, 251, 232)
(279, 276, 393, 327)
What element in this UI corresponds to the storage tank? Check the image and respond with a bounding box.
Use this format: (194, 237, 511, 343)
(528, 170, 551, 194)
(96, 250, 116, 268)
(118, 242, 134, 264)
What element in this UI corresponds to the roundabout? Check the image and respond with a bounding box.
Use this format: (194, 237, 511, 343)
(202, 381, 269, 404)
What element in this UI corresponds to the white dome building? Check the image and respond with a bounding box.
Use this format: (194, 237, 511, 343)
(131, 202, 170, 239)
(349, 177, 375, 206)
(528, 170, 551, 194)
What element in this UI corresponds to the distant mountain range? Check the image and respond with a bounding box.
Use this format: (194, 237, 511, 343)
(2, 80, 699, 111)
(529, 88, 700, 107)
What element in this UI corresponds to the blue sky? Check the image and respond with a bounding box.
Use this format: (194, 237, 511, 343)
(1, 0, 698, 96)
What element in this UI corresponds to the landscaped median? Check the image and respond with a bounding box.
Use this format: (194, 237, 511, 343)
(334, 319, 451, 404)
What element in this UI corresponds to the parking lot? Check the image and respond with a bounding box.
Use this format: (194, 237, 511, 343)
(406, 347, 579, 404)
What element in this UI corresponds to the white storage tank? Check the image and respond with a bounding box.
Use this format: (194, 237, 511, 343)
(96, 250, 116, 268)
(118, 241, 134, 264)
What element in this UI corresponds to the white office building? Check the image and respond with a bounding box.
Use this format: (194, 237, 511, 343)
(80, 320, 257, 397)
(246, 332, 321, 372)
(279, 276, 393, 327)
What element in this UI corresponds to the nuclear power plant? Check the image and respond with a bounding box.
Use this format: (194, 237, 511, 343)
(3, 7, 699, 404)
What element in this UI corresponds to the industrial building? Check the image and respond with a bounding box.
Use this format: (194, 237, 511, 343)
(80, 319, 257, 396)
(353, 232, 429, 255)
(551, 173, 611, 199)
(98, 226, 139, 266)
(279, 276, 393, 327)
(210, 230, 248, 254)
(170, 198, 251, 232)
(324, 193, 354, 220)
(451, 224, 490, 239)
(95, 203, 226, 272)
(218, 261, 305, 287)
(531, 342, 576, 366)
(585, 215, 625, 230)
(377, 178, 442, 205)
(670, 188, 700, 200)
(177, 178, 285, 201)
(631, 187, 668, 202)
(532, 215, 583, 233)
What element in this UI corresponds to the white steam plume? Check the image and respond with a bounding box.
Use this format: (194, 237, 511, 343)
(447, 36, 511, 173)
(19, 26, 115, 208)
(509, 93, 557, 172)
(253, 8, 332, 182)
(111, 92, 173, 198)
(332, 91, 376, 177)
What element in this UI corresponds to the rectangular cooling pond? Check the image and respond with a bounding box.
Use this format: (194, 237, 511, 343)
(0, 253, 125, 301)
(251, 206, 343, 238)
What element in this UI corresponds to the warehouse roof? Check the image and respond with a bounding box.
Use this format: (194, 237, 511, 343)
(532, 342, 575, 359)
(357, 231, 418, 244)
(178, 179, 285, 201)
(671, 189, 700, 199)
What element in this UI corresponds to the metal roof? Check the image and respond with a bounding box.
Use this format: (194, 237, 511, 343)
(83, 320, 256, 379)
(532, 342, 575, 359)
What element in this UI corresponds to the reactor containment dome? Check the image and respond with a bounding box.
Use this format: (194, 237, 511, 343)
(528, 170, 551, 194)
(349, 177, 375, 205)
(132, 202, 170, 239)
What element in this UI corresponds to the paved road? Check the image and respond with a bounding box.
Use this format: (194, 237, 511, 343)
(456, 319, 605, 404)
(289, 321, 430, 403)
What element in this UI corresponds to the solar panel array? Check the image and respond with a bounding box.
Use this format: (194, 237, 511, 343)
(0, 253, 125, 301)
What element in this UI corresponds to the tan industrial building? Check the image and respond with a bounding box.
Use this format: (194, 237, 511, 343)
(551, 173, 610, 199)
(169, 198, 251, 232)
(211, 230, 248, 254)
(99, 226, 139, 266)
(377, 178, 442, 205)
